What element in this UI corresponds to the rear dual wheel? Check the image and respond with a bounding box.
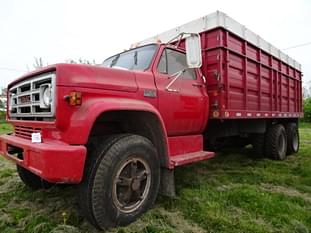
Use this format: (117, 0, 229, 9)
(285, 123, 299, 155)
(78, 134, 160, 230)
(252, 122, 299, 160)
(265, 124, 287, 160)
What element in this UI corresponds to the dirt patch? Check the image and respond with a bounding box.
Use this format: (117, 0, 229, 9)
(157, 207, 206, 233)
(106, 207, 206, 233)
(215, 183, 243, 192)
(260, 183, 311, 203)
(50, 224, 82, 233)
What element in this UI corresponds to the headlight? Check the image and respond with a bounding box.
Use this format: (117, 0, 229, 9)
(40, 84, 52, 108)
(43, 87, 51, 105)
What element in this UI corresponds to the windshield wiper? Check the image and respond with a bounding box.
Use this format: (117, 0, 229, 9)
(134, 51, 138, 66)
(110, 54, 120, 67)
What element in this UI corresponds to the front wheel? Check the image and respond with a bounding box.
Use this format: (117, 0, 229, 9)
(78, 134, 160, 230)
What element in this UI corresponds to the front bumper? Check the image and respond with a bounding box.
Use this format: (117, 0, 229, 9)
(0, 134, 86, 183)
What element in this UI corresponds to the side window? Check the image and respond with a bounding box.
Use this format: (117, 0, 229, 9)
(157, 49, 167, 74)
(157, 49, 196, 80)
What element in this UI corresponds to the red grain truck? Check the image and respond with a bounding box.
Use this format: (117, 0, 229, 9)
(0, 11, 302, 229)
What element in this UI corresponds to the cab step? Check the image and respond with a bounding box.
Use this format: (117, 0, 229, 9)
(170, 151, 215, 167)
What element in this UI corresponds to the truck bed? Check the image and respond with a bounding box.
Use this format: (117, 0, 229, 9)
(138, 11, 303, 120)
(203, 27, 302, 119)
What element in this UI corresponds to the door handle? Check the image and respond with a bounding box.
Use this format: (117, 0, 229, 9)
(192, 83, 204, 88)
(165, 87, 179, 93)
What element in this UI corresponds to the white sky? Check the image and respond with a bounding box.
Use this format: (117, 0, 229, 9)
(0, 0, 311, 89)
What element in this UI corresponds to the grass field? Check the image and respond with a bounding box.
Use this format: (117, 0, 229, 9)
(0, 123, 310, 233)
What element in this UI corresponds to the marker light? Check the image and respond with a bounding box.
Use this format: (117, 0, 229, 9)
(65, 92, 82, 106)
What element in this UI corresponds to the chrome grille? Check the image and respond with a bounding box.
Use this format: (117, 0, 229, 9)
(9, 73, 55, 120)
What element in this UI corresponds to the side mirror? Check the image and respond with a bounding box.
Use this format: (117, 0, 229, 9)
(185, 34, 202, 68)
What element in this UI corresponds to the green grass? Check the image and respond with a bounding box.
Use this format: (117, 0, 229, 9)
(299, 121, 311, 129)
(0, 122, 310, 233)
(0, 123, 12, 134)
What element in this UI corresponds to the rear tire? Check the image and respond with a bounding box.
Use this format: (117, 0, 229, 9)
(78, 134, 160, 230)
(285, 123, 299, 155)
(17, 165, 53, 190)
(265, 124, 287, 160)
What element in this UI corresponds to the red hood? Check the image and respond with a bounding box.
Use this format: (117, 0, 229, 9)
(8, 65, 56, 89)
(8, 63, 138, 93)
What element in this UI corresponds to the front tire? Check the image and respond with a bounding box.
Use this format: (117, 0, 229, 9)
(78, 134, 160, 230)
(17, 165, 53, 190)
(265, 124, 287, 160)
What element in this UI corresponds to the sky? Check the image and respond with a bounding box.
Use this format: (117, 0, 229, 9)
(0, 0, 311, 90)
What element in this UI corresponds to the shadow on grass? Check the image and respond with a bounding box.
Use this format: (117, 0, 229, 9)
(173, 145, 267, 189)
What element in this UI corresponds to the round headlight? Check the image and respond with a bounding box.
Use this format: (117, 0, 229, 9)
(42, 87, 51, 106)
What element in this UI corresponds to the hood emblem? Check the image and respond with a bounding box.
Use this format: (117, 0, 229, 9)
(143, 89, 156, 98)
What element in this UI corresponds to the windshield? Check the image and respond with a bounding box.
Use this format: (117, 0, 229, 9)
(102, 44, 158, 71)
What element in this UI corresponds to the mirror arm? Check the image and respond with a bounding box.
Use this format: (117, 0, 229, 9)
(175, 33, 185, 48)
(166, 32, 199, 49)
(165, 69, 185, 93)
(166, 32, 184, 46)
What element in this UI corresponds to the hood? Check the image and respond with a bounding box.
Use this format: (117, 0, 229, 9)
(8, 65, 56, 89)
(9, 63, 138, 93)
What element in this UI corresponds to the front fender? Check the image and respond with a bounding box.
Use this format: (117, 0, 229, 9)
(64, 97, 168, 146)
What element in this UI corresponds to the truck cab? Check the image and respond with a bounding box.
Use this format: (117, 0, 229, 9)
(0, 35, 214, 230)
(102, 43, 209, 136)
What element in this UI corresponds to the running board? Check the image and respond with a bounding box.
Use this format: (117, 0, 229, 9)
(170, 151, 215, 167)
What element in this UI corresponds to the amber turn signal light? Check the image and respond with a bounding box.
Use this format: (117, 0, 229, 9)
(64, 92, 82, 106)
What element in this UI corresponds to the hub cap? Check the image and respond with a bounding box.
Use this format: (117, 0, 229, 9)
(278, 133, 286, 156)
(292, 130, 299, 151)
(112, 156, 151, 213)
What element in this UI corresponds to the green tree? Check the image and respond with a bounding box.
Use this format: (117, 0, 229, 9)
(303, 97, 311, 122)
(33, 57, 44, 69)
(1, 87, 7, 96)
(303, 86, 310, 98)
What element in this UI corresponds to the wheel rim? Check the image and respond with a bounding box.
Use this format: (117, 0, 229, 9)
(278, 133, 286, 156)
(292, 130, 299, 151)
(112, 156, 151, 213)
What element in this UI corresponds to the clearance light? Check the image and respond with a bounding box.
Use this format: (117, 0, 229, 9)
(65, 92, 82, 106)
(212, 111, 219, 118)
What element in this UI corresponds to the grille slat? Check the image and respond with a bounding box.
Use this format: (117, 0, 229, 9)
(15, 126, 42, 140)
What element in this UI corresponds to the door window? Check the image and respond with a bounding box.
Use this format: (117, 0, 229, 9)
(157, 49, 196, 80)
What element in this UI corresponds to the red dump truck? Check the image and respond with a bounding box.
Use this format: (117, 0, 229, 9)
(0, 11, 302, 229)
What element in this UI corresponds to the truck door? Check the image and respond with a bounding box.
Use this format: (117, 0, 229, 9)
(153, 47, 208, 136)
